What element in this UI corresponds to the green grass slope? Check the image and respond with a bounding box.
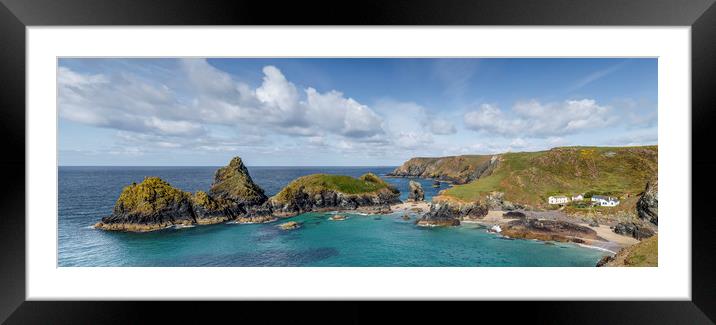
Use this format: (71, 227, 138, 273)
(443, 146, 657, 208)
(272, 173, 398, 203)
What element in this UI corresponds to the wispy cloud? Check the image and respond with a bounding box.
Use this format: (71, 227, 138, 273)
(568, 60, 629, 92)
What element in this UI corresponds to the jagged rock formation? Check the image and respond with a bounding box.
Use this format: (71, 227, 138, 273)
(388, 155, 499, 184)
(484, 191, 522, 210)
(613, 221, 656, 240)
(193, 157, 272, 223)
(417, 199, 488, 227)
(408, 180, 425, 201)
(636, 179, 658, 225)
(501, 218, 602, 243)
(269, 173, 401, 217)
(95, 156, 271, 232)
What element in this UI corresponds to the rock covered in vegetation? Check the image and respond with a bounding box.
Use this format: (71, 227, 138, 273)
(636, 179, 658, 225)
(388, 155, 499, 184)
(193, 156, 272, 223)
(500, 218, 602, 243)
(94, 177, 195, 232)
(408, 180, 425, 201)
(96, 156, 273, 232)
(269, 173, 401, 216)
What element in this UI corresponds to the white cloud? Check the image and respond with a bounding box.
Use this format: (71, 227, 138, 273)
(429, 119, 457, 135)
(59, 60, 388, 152)
(464, 99, 617, 137)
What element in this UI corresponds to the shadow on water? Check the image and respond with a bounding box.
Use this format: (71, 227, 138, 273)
(155, 247, 340, 267)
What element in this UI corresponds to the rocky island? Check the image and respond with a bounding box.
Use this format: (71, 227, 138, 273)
(269, 172, 401, 217)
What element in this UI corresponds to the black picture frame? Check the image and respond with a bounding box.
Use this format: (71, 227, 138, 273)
(1, 0, 715, 323)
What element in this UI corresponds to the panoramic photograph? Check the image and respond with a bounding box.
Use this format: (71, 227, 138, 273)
(58, 58, 658, 267)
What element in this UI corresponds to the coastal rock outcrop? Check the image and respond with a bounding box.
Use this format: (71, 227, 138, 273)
(193, 156, 272, 223)
(636, 179, 658, 225)
(95, 156, 274, 232)
(417, 199, 488, 227)
(388, 155, 499, 184)
(269, 173, 401, 216)
(613, 221, 656, 240)
(500, 218, 602, 243)
(485, 191, 522, 211)
(408, 180, 425, 201)
(94, 177, 196, 232)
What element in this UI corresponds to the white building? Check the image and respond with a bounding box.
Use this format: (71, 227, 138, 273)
(591, 195, 620, 207)
(572, 194, 584, 201)
(548, 196, 569, 205)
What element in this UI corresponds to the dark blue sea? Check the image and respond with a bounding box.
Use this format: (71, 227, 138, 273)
(58, 166, 609, 266)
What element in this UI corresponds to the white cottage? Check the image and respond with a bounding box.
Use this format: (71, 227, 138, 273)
(548, 196, 569, 205)
(572, 194, 584, 201)
(591, 195, 620, 207)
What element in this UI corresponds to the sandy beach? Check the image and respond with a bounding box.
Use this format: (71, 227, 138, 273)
(390, 204, 639, 253)
(390, 201, 430, 214)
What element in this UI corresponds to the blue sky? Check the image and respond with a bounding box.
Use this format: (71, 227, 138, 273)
(58, 58, 657, 166)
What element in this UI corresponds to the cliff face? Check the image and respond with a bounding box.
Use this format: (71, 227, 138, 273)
(636, 179, 658, 225)
(269, 173, 401, 216)
(388, 155, 498, 184)
(95, 156, 271, 232)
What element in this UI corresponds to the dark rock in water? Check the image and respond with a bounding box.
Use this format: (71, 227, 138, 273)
(278, 221, 301, 230)
(432, 180, 441, 188)
(417, 200, 487, 226)
(402, 214, 411, 220)
(613, 221, 656, 240)
(502, 211, 526, 219)
(636, 179, 658, 225)
(501, 218, 602, 243)
(596, 255, 614, 267)
(408, 180, 425, 201)
(329, 214, 347, 221)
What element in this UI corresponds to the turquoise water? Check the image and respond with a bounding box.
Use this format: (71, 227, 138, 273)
(58, 166, 609, 266)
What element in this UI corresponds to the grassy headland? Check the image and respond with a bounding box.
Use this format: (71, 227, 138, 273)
(442, 146, 657, 210)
